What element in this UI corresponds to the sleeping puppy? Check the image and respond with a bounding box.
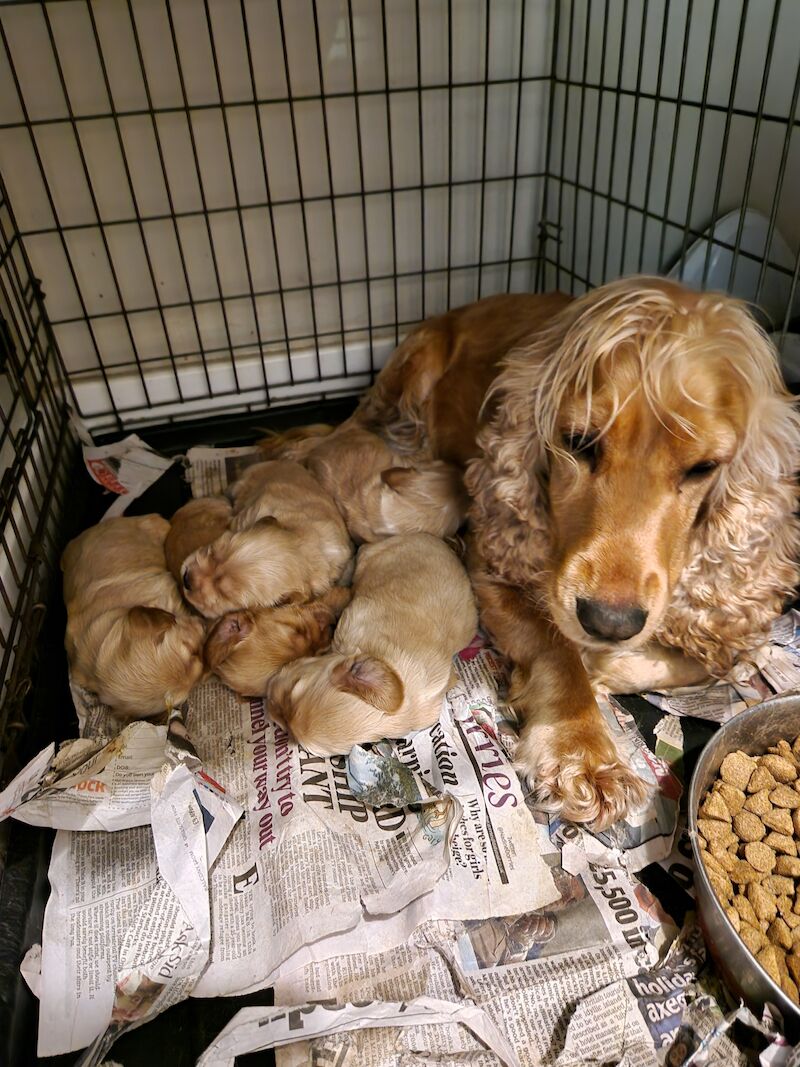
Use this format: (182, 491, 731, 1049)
(265, 533, 477, 755)
(305, 425, 468, 543)
(180, 461, 353, 619)
(164, 496, 232, 582)
(203, 586, 351, 697)
(62, 514, 206, 718)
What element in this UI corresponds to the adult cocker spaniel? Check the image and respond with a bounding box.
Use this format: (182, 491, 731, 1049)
(277, 277, 800, 830)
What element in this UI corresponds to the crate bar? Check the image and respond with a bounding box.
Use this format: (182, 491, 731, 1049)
(584, 0, 609, 287)
(505, 0, 528, 291)
(345, 0, 376, 375)
(599, 0, 628, 283)
(379, 0, 400, 346)
(568, 0, 590, 290)
(553, 0, 574, 289)
(476, 0, 491, 299)
(275, 0, 323, 379)
(0, 15, 118, 426)
(126, 0, 212, 395)
(84, 0, 185, 404)
(617, 1, 648, 277)
(414, 0, 426, 318)
(201, 0, 271, 404)
(675, 0, 721, 281)
(162, 0, 241, 393)
(726, 0, 782, 295)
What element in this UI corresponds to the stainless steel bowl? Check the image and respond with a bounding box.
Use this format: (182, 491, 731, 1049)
(688, 692, 800, 1038)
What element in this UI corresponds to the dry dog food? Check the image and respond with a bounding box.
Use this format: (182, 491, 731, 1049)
(699, 738, 800, 1004)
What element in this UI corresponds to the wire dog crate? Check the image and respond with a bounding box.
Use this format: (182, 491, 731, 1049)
(1, 0, 800, 831)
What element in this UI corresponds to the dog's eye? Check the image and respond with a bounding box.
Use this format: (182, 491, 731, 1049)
(561, 431, 599, 465)
(683, 460, 719, 481)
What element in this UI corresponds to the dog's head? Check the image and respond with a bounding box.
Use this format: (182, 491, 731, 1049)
(470, 276, 800, 669)
(93, 606, 206, 717)
(204, 597, 344, 697)
(180, 517, 301, 618)
(265, 652, 404, 756)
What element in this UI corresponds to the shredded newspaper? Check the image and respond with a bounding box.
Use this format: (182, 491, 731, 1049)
(81, 434, 175, 519)
(14, 441, 800, 1065)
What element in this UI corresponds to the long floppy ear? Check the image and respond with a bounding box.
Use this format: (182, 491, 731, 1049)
(331, 656, 404, 714)
(463, 344, 561, 585)
(660, 330, 800, 675)
(127, 606, 176, 644)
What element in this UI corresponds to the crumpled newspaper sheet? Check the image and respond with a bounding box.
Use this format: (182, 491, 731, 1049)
(81, 433, 174, 519)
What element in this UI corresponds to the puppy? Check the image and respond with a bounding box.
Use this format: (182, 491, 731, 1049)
(62, 515, 206, 718)
(266, 533, 478, 755)
(164, 496, 232, 583)
(305, 426, 468, 543)
(181, 461, 353, 618)
(204, 586, 352, 697)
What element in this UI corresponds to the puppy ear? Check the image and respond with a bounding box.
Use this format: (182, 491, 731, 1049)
(332, 656, 403, 714)
(380, 466, 416, 490)
(127, 606, 176, 644)
(253, 515, 282, 532)
(203, 611, 252, 670)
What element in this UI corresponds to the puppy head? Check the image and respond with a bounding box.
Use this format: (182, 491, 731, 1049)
(180, 517, 299, 618)
(480, 277, 794, 654)
(204, 599, 340, 697)
(95, 606, 206, 718)
(266, 653, 404, 756)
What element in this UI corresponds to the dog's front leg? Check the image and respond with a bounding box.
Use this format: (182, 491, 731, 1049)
(471, 571, 649, 831)
(583, 643, 711, 696)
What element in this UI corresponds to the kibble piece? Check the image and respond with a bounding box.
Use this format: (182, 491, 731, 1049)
(782, 907, 800, 929)
(776, 856, 800, 877)
(714, 782, 747, 816)
(745, 842, 777, 873)
(702, 853, 729, 879)
(749, 765, 778, 793)
(744, 790, 773, 816)
(763, 875, 795, 896)
(711, 847, 736, 872)
(733, 811, 766, 842)
(774, 740, 796, 762)
(768, 918, 794, 951)
(741, 922, 766, 954)
(763, 809, 794, 836)
(730, 859, 763, 885)
(761, 755, 799, 784)
(764, 832, 797, 857)
(699, 792, 732, 822)
(721, 751, 758, 790)
(748, 882, 778, 921)
(698, 818, 736, 842)
(778, 895, 796, 919)
(733, 894, 759, 927)
(784, 977, 800, 1005)
(771, 786, 800, 810)
(793, 810, 800, 838)
(789, 953, 800, 985)
(708, 868, 734, 901)
(725, 906, 741, 933)
(758, 944, 785, 984)
(792, 736, 800, 762)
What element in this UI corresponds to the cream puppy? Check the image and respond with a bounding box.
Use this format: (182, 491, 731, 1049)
(306, 426, 468, 544)
(62, 514, 206, 718)
(265, 533, 478, 755)
(180, 461, 353, 619)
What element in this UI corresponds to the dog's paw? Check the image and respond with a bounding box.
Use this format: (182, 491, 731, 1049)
(514, 721, 650, 832)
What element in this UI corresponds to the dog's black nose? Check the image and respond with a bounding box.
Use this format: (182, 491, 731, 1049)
(182, 569, 192, 592)
(576, 597, 647, 642)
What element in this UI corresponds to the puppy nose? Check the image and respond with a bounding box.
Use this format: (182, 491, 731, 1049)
(576, 597, 648, 641)
(182, 568, 193, 592)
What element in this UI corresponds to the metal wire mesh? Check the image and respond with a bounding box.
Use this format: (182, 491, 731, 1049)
(538, 0, 800, 349)
(0, 168, 73, 782)
(0, 0, 550, 433)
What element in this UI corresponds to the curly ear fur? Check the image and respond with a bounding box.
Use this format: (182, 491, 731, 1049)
(658, 387, 800, 676)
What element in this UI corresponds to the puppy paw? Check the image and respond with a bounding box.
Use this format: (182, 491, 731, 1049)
(515, 721, 649, 832)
